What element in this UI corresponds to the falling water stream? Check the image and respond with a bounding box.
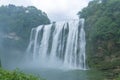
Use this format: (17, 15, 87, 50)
(27, 19, 86, 70)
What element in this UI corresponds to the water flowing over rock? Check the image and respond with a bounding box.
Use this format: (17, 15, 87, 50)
(27, 19, 86, 70)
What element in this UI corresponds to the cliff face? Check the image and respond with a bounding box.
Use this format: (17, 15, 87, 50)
(78, 0, 120, 79)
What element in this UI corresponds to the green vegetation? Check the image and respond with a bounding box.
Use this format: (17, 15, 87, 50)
(87, 69, 105, 80)
(0, 68, 45, 80)
(116, 75, 120, 80)
(0, 4, 50, 51)
(78, 0, 120, 79)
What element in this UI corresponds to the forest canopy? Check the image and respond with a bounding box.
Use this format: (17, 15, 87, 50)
(0, 4, 50, 51)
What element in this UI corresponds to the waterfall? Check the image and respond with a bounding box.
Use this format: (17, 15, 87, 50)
(27, 19, 86, 70)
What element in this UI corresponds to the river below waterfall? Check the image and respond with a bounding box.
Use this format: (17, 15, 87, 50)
(21, 67, 105, 80)
(25, 68, 87, 80)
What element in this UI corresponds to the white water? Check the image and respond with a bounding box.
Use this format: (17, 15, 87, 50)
(27, 19, 86, 70)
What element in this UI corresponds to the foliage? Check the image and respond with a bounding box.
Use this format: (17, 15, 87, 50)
(87, 69, 105, 80)
(78, 0, 120, 79)
(0, 4, 50, 51)
(0, 68, 45, 80)
(116, 75, 120, 80)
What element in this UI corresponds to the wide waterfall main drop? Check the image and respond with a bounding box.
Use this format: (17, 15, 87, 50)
(27, 19, 86, 70)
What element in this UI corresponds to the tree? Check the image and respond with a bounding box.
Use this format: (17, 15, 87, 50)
(0, 4, 50, 51)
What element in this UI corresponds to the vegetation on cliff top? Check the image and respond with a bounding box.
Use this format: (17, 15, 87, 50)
(0, 4, 50, 51)
(78, 0, 120, 79)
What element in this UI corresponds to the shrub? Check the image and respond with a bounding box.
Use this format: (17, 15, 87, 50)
(0, 68, 45, 80)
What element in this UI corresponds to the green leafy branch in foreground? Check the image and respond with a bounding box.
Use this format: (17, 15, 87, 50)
(0, 68, 45, 80)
